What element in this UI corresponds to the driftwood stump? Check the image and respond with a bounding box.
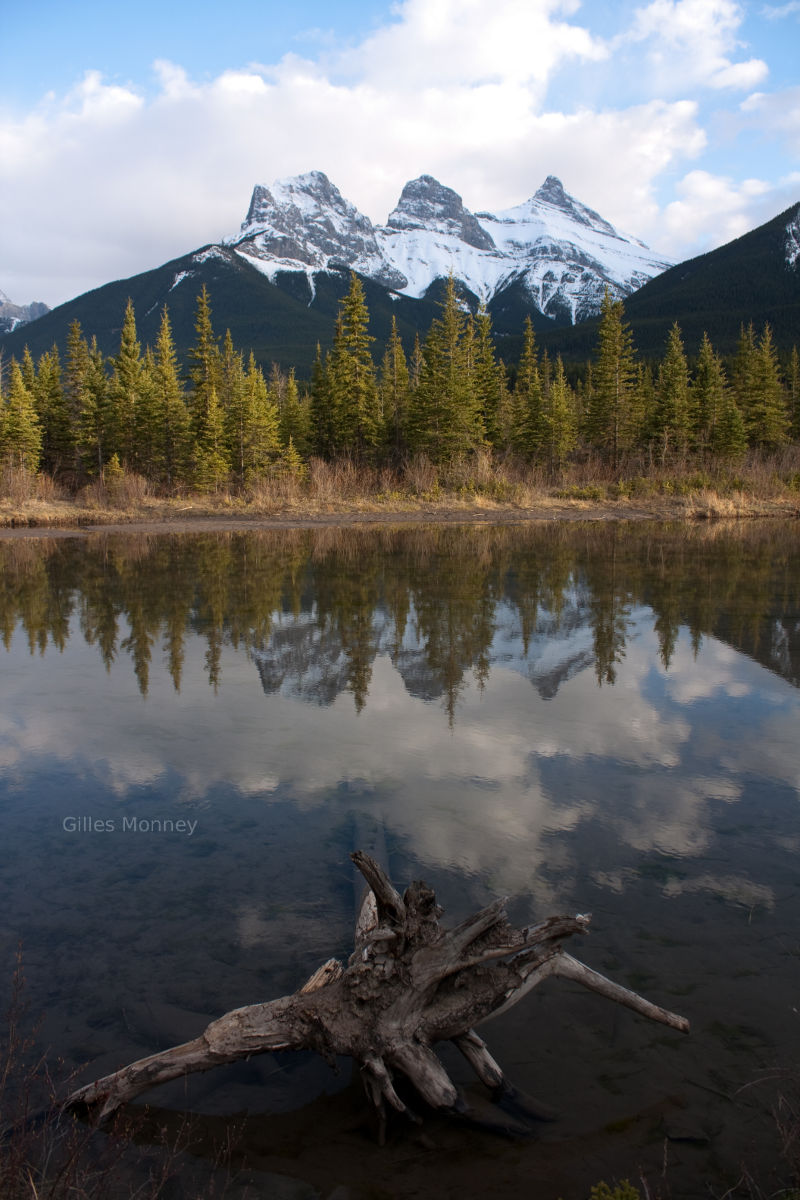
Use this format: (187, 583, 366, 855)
(66, 851, 689, 1137)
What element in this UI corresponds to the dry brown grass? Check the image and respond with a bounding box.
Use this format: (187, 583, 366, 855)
(1, 453, 799, 530)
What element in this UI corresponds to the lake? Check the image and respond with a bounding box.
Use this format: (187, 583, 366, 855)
(1, 520, 798, 1199)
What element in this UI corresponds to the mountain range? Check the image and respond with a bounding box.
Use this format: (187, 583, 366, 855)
(2, 171, 798, 373)
(0, 289, 49, 337)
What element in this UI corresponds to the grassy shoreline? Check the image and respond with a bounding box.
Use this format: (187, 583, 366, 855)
(1, 487, 798, 534)
(2, 452, 799, 533)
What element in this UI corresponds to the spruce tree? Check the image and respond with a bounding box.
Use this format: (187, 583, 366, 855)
(64, 320, 90, 473)
(326, 273, 380, 459)
(77, 338, 114, 476)
(407, 276, 484, 463)
(585, 289, 637, 468)
(110, 299, 143, 468)
(691, 332, 727, 456)
(473, 306, 506, 450)
(511, 316, 544, 460)
(309, 343, 334, 458)
(379, 316, 410, 462)
(543, 356, 577, 473)
(188, 287, 221, 442)
(34, 347, 73, 475)
(279, 368, 311, 457)
(731, 323, 758, 438)
(652, 322, 691, 461)
(749, 325, 789, 450)
(193, 385, 230, 492)
(1, 359, 42, 471)
(153, 306, 191, 488)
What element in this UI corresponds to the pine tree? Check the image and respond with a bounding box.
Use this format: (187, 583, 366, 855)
(309, 343, 334, 458)
(731, 323, 758, 438)
(110, 299, 143, 468)
(379, 316, 410, 461)
(64, 320, 90, 473)
(326, 273, 380, 459)
(749, 325, 789, 450)
(1, 359, 42, 471)
(691, 333, 727, 456)
(193, 385, 229, 492)
(511, 316, 545, 460)
(711, 382, 748, 460)
(152, 306, 191, 488)
(34, 346, 73, 475)
(277, 368, 310, 457)
(473, 306, 506, 450)
(543, 356, 577, 472)
(652, 322, 691, 461)
(188, 287, 221, 441)
(77, 338, 114, 476)
(407, 276, 484, 463)
(585, 289, 637, 467)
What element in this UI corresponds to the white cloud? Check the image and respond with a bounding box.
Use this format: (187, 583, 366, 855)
(624, 0, 769, 91)
(0, 0, 794, 305)
(652, 164, 800, 258)
(741, 85, 800, 154)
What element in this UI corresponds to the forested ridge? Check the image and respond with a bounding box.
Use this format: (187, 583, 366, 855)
(1, 273, 798, 493)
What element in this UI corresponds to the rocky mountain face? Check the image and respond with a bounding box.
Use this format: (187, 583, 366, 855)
(228, 171, 671, 324)
(0, 289, 49, 336)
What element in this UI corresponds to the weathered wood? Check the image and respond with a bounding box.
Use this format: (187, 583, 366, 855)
(65, 852, 689, 1131)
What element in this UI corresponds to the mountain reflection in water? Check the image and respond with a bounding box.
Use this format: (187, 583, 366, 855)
(0, 520, 799, 1200)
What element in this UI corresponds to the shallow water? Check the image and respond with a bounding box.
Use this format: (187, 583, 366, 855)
(1, 520, 799, 1198)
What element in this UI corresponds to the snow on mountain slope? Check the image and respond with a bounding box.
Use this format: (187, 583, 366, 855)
(227, 171, 671, 324)
(0, 289, 49, 335)
(786, 207, 800, 270)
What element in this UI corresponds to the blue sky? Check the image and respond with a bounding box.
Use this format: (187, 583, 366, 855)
(2, 0, 799, 306)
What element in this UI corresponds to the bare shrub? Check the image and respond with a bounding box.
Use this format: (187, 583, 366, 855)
(402, 453, 438, 495)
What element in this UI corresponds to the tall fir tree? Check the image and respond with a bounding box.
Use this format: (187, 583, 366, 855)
(511, 316, 545, 460)
(110, 299, 144, 468)
(731, 322, 758, 437)
(543, 356, 577, 472)
(77, 338, 114, 476)
(585, 289, 638, 467)
(0, 359, 42, 471)
(326, 273, 380, 459)
(651, 322, 692, 461)
(407, 276, 484, 463)
(188, 286, 221, 441)
(34, 347, 73, 475)
(64, 320, 91, 474)
(278, 368, 310, 457)
(473, 306, 507, 450)
(691, 332, 727, 456)
(378, 315, 410, 461)
(152, 306, 191, 487)
(749, 325, 789, 450)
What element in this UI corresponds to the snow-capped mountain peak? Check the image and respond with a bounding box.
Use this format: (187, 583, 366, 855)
(228, 171, 671, 324)
(0, 289, 49, 336)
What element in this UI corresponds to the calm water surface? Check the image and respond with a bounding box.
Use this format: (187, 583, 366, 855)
(0, 521, 798, 1199)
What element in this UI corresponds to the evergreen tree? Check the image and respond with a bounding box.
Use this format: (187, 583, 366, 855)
(652, 322, 692, 461)
(152, 306, 191, 488)
(378, 316, 410, 461)
(731, 322, 758, 436)
(511, 316, 545, 460)
(407, 276, 484, 463)
(691, 332, 727, 455)
(309, 343, 335, 458)
(34, 346, 73, 475)
(749, 325, 789, 450)
(1, 359, 42, 471)
(711, 380, 748, 460)
(77, 338, 114, 476)
(543, 356, 577, 472)
(193, 385, 229, 492)
(326, 273, 380, 458)
(473, 306, 506, 450)
(64, 320, 90, 473)
(585, 289, 637, 467)
(279, 368, 310, 457)
(110, 299, 143, 468)
(187, 287, 221, 440)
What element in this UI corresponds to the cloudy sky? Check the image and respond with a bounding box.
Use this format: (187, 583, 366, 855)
(2, 0, 799, 307)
